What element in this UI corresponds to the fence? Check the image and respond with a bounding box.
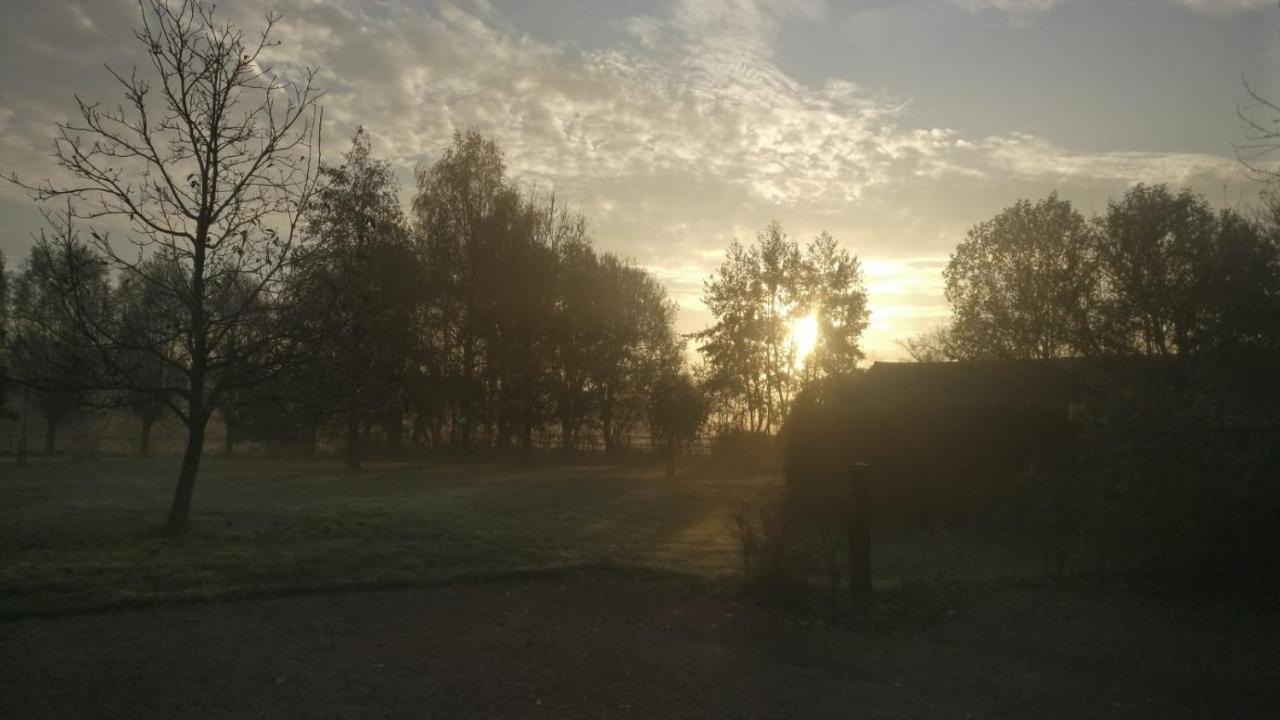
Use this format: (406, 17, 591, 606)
(0, 412, 712, 459)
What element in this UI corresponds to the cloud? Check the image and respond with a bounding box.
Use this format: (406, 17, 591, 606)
(948, 0, 1059, 15)
(0, 0, 1256, 358)
(950, 0, 1275, 21)
(1173, 0, 1276, 16)
(945, 0, 1060, 23)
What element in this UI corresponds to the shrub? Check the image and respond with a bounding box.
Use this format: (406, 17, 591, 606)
(710, 430, 780, 474)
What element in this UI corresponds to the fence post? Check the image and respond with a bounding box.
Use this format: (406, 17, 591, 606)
(848, 462, 872, 613)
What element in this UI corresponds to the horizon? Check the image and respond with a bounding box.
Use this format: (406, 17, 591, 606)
(2, 0, 1276, 360)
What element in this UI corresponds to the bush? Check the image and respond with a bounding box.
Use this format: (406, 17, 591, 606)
(710, 430, 780, 474)
(1068, 388, 1280, 591)
(724, 478, 856, 615)
(724, 484, 798, 584)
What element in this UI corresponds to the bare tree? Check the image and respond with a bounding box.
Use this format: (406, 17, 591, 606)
(1238, 77, 1280, 185)
(897, 325, 960, 363)
(9, 0, 323, 533)
(0, 252, 10, 420)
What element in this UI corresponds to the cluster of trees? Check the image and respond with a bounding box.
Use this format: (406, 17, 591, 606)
(696, 223, 869, 434)
(0, 0, 698, 533)
(907, 186, 1280, 361)
(270, 127, 686, 465)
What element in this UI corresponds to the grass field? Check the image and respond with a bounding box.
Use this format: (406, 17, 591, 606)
(0, 456, 1037, 617)
(5, 457, 1278, 718)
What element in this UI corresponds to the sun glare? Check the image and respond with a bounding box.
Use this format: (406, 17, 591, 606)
(790, 312, 819, 368)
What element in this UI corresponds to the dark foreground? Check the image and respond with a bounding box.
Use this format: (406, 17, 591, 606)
(2, 573, 1276, 719)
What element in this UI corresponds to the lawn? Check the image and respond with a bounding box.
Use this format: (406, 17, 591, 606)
(0, 456, 1037, 617)
(5, 457, 1277, 718)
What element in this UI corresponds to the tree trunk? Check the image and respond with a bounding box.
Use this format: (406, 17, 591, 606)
(385, 410, 404, 454)
(140, 417, 155, 458)
(412, 412, 428, 449)
(460, 339, 474, 452)
(666, 437, 679, 479)
(166, 418, 207, 535)
(561, 417, 576, 452)
(520, 420, 533, 464)
(169, 209, 210, 536)
(602, 413, 615, 456)
(305, 423, 319, 458)
(224, 422, 235, 456)
(43, 417, 58, 455)
(346, 402, 362, 471)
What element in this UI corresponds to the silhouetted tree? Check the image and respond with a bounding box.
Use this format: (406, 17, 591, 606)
(413, 130, 509, 452)
(697, 222, 867, 433)
(591, 253, 683, 455)
(898, 325, 960, 362)
(548, 229, 602, 450)
(410, 132, 687, 456)
(482, 192, 557, 456)
(299, 128, 416, 469)
(1095, 185, 1219, 356)
(9, 0, 323, 533)
(649, 372, 707, 478)
(9, 226, 110, 454)
(697, 239, 771, 433)
(944, 193, 1102, 360)
(1205, 205, 1280, 351)
(797, 231, 869, 379)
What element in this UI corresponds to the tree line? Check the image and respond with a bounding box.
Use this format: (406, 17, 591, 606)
(905, 186, 1280, 361)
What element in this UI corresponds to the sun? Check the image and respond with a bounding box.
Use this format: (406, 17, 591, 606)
(789, 312, 819, 368)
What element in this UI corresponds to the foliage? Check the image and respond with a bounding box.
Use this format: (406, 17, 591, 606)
(8, 225, 112, 453)
(407, 131, 684, 456)
(944, 193, 1102, 360)
(785, 355, 1280, 592)
(709, 429, 780, 474)
(293, 128, 419, 468)
(724, 484, 806, 604)
(696, 222, 867, 434)
(1031, 356, 1280, 590)
(943, 186, 1280, 362)
(648, 371, 707, 476)
(1096, 185, 1220, 355)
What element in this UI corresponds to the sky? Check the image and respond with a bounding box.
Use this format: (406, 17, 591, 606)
(1, 0, 1278, 360)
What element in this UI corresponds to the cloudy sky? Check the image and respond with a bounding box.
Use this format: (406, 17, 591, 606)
(2, 0, 1277, 359)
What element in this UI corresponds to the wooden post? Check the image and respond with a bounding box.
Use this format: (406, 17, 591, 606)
(848, 462, 872, 613)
